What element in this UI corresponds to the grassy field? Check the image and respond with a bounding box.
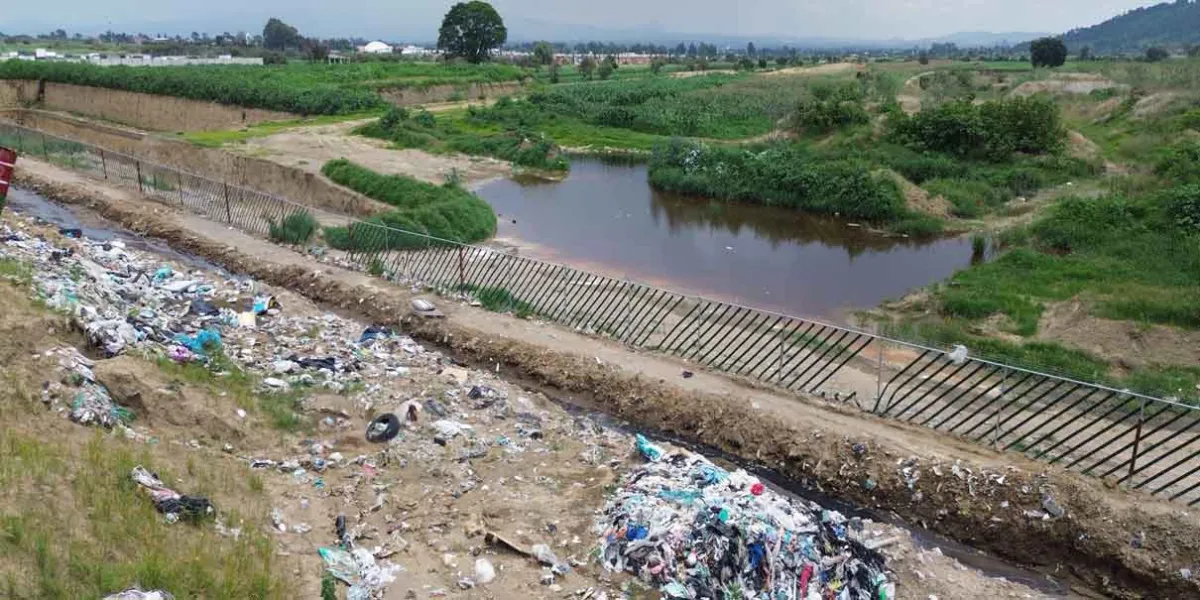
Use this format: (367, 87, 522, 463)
(0, 60, 530, 115)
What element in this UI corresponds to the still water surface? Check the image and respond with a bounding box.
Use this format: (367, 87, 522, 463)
(477, 159, 974, 321)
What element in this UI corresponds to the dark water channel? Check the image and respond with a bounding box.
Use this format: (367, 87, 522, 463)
(477, 159, 976, 321)
(7, 187, 220, 272)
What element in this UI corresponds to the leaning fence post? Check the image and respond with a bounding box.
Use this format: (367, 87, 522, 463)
(457, 246, 466, 291)
(222, 183, 233, 223)
(177, 172, 185, 206)
(100, 149, 107, 179)
(41, 133, 49, 160)
(992, 370, 1007, 449)
(135, 161, 144, 194)
(1125, 397, 1148, 486)
(875, 341, 884, 411)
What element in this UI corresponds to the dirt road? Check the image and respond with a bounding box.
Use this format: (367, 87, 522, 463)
(232, 121, 511, 187)
(12, 157, 1200, 598)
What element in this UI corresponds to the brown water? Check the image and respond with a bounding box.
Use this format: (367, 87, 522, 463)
(477, 158, 975, 321)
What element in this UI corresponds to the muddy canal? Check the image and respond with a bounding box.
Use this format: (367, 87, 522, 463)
(477, 158, 974, 321)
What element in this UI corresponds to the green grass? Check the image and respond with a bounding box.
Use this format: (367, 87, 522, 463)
(180, 110, 385, 147)
(268, 210, 319, 245)
(0, 259, 33, 285)
(0, 397, 289, 599)
(0, 60, 529, 115)
(456, 283, 535, 317)
(319, 159, 496, 250)
(152, 352, 310, 432)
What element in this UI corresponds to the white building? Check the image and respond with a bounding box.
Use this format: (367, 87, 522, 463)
(399, 45, 435, 56)
(360, 41, 393, 54)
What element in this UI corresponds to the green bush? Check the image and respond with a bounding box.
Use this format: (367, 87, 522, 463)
(320, 159, 496, 250)
(648, 140, 910, 223)
(889, 96, 1066, 161)
(268, 210, 319, 245)
(1159, 184, 1200, 231)
(361, 102, 569, 171)
(1155, 140, 1200, 184)
(925, 178, 1009, 217)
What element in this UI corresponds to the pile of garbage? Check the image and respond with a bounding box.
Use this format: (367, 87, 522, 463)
(596, 435, 892, 600)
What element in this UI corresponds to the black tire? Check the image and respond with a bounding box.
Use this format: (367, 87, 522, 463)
(365, 413, 401, 443)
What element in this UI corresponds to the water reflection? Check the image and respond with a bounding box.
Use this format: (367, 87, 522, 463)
(477, 159, 973, 320)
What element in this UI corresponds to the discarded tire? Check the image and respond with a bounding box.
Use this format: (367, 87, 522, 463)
(366, 413, 401, 443)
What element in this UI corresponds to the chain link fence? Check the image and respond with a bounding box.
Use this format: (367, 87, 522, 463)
(4, 120, 1198, 505)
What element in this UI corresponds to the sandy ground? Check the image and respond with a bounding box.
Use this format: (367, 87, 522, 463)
(1009, 74, 1126, 98)
(764, 62, 862, 77)
(0, 181, 1072, 600)
(231, 121, 511, 187)
(12, 158, 1200, 599)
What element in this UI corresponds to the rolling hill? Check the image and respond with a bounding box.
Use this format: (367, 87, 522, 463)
(1063, 1, 1200, 54)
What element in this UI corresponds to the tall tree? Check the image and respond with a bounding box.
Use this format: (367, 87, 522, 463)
(263, 18, 301, 50)
(437, 1, 507, 64)
(1145, 46, 1169, 62)
(1030, 37, 1067, 68)
(532, 41, 554, 66)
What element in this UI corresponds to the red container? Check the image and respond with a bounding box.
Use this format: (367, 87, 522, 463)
(0, 147, 16, 203)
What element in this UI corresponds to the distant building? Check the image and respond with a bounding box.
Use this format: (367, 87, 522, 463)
(399, 45, 435, 56)
(359, 41, 393, 54)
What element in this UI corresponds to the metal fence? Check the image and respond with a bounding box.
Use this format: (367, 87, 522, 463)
(4, 120, 1199, 505)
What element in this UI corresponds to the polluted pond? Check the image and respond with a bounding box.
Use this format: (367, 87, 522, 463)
(0, 195, 1061, 599)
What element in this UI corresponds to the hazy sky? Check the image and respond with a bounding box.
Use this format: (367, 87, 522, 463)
(2, 0, 1163, 41)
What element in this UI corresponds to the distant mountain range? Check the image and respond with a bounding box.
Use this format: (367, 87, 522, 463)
(1063, 1, 1200, 53)
(505, 20, 1046, 50)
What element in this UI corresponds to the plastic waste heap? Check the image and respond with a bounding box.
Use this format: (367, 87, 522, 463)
(597, 435, 891, 600)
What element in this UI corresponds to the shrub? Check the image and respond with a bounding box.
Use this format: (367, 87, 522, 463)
(1029, 195, 1135, 252)
(1159, 185, 1200, 231)
(320, 159, 496, 250)
(648, 140, 910, 222)
(791, 84, 870, 134)
(268, 210, 318, 244)
(888, 96, 1065, 161)
(1155, 140, 1200, 183)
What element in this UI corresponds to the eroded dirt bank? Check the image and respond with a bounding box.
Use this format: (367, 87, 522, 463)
(12, 161, 1200, 599)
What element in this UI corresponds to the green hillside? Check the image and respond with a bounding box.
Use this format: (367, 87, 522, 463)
(1063, 1, 1200, 54)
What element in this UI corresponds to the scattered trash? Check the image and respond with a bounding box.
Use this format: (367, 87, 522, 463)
(58, 227, 82, 238)
(173, 329, 222, 356)
(366, 413, 401, 443)
(359, 326, 393, 345)
(1042, 493, 1065, 519)
(431, 419, 472, 439)
(474, 558, 496, 584)
(189, 297, 219, 317)
(103, 589, 175, 600)
(634, 434, 664, 462)
(681, 370, 694, 379)
(948, 344, 968, 365)
(131, 465, 214, 523)
(596, 440, 890, 600)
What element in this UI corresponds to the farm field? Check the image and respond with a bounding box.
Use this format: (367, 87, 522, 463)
(0, 60, 530, 114)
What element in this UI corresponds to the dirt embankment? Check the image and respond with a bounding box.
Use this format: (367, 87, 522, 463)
(2, 109, 393, 218)
(0, 79, 297, 131)
(11, 161, 1200, 599)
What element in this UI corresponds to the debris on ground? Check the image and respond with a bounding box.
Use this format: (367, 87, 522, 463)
(131, 465, 214, 524)
(102, 589, 175, 600)
(597, 440, 892, 599)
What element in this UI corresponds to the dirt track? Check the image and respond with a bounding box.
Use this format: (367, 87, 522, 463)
(231, 121, 511, 187)
(12, 158, 1200, 598)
